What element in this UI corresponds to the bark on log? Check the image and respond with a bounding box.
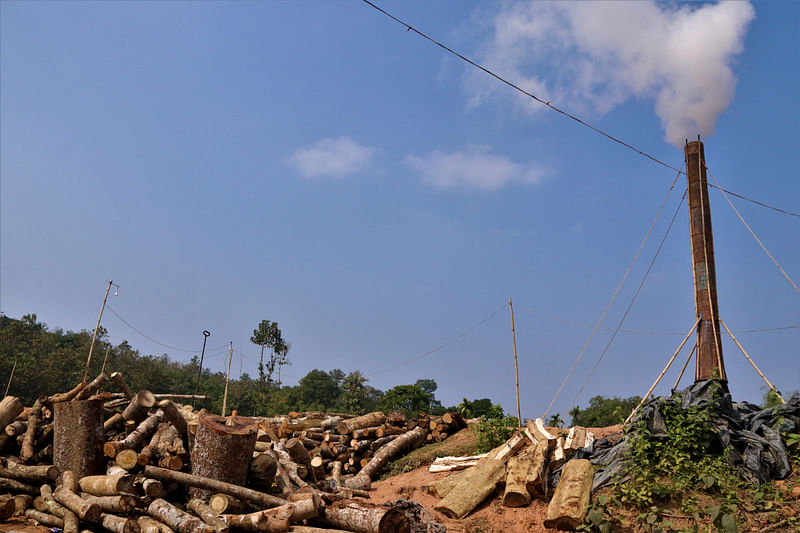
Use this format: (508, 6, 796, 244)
(543, 459, 594, 530)
(25, 508, 65, 528)
(49, 382, 86, 404)
(0, 457, 59, 482)
(79, 493, 136, 514)
(79, 474, 137, 496)
(105, 413, 125, 433)
(525, 439, 550, 499)
(53, 485, 102, 521)
(336, 412, 386, 435)
(433, 459, 506, 519)
(110, 372, 135, 400)
(157, 400, 188, 437)
(76, 373, 109, 400)
(148, 498, 215, 533)
(5, 419, 26, 436)
(422, 469, 467, 498)
(385, 411, 406, 427)
(122, 391, 157, 423)
(20, 396, 45, 462)
(549, 437, 567, 471)
(502, 450, 532, 507)
(346, 426, 427, 490)
(319, 499, 409, 533)
(0, 475, 40, 494)
(106, 409, 165, 459)
(41, 484, 80, 533)
(188, 498, 230, 533)
(138, 516, 176, 533)
(144, 465, 288, 509)
(99, 512, 141, 533)
(285, 438, 312, 470)
(209, 494, 250, 515)
(14, 493, 34, 514)
(0, 396, 24, 428)
(524, 418, 557, 445)
(54, 398, 105, 479)
(250, 451, 278, 489)
(224, 511, 290, 532)
(189, 414, 258, 500)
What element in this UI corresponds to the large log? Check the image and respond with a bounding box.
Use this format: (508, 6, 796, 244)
(190, 414, 257, 500)
(76, 373, 109, 400)
(78, 493, 136, 514)
(0, 396, 24, 427)
(20, 396, 45, 462)
(0, 476, 40, 494)
(99, 512, 140, 533)
(525, 439, 550, 499)
(543, 459, 594, 530)
(433, 458, 506, 519)
(122, 390, 157, 423)
(0, 457, 59, 482)
(158, 399, 188, 437)
(41, 484, 80, 533)
(345, 426, 427, 491)
(54, 398, 105, 479)
(110, 372, 135, 400)
(502, 450, 532, 507)
(79, 474, 137, 496)
(138, 515, 176, 533)
(148, 498, 216, 533)
(105, 409, 165, 458)
(53, 484, 102, 521)
(336, 412, 386, 435)
(49, 382, 85, 404)
(144, 465, 288, 509)
(319, 499, 409, 533)
(0, 497, 15, 520)
(25, 508, 65, 528)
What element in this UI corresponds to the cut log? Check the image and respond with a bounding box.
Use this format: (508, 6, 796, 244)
(54, 398, 105, 479)
(433, 458, 506, 519)
(490, 431, 527, 462)
(25, 508, 65, 528)
(157, 400, 188, 437)
(188, 498, 230, 533)
(0, 457, 59, 482)
(422, 469, 467, 498)
(76, 372, 109, 400)
(385, 411, 406, 427)
(336, 412, 386, 435)
(116, 449, 140, 470)
(209, 494, 250, 515)
(79, 474, 137, 496)
(189, 415, 257, 500)
(346, 426, 427, 490)
(502, 450, 532, 507)
(20, 396, 45, 462)
(525, 439, 551, 499)
(544, 458, 594, 530)
(105, 413, 125, 433)
(41, 484, 80, 533)
(122, 391, 157, 423)
(53, 484, 102, 521)
(524, 418, 557, 445)
(0, 496, 15, 520)
(49, 382, 86, 404)
(99, 512, 140, 533)
(110, 372, 135, 400)
(78, 493, 136, 514)
(144, 465, 288, 509)
(289, 527, 350, 533)
(428, 454, 487, 473)
(0, 476, 40, 494)
(549, 437, 567, 470)
(224, 510, 290, 532)
(138, 515, 176, 533)
(148, 498, 215, 533)
(5, 419, 26, 437)
(14, 493, 34, 514)
(285, 437, 312, 471)
(250, 451, 278, 489)
(319, 499, 409, 533)
(0, 396, 24, 428)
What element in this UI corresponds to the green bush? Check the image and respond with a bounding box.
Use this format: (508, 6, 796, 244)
(473, 403, 517, 453)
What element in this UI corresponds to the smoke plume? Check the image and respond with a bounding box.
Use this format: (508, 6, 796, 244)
(470, 1, 755, 146)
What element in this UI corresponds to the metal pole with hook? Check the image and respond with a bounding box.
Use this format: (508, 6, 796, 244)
(193, 330, 211, 407)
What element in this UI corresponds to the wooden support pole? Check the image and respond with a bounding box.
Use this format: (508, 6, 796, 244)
(685, 140, 726, 383)
(222, 342, 233, 417)
(84, 279, 115, 383)
(509, 298, 522, 428)
(4, 358, 17, 397)
(720, 319, 786, 404)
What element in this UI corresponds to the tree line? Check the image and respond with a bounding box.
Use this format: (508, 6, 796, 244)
(0, 314, 500, 418)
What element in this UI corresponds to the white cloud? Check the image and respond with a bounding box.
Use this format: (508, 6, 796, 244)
(289, 137, 374, 178)
(469, 1, 755, 146)
(406, 146, 546, 191)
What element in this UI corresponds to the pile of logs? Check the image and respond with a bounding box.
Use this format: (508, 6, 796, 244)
(0, 375, 466, 533)
(424, 418, 596, 531)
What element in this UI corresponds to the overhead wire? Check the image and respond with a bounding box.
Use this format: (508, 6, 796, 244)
(360, 1, 798, 219)
(568, 187, 688, 410)
(707, 183, 800, 218)
(541, 168, 683, 420)
(707, 169, 800, 295)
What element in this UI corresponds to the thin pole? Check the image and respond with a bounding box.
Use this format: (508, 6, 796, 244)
(222, 342, 234, 417)
(624, 318, 700, 426)
(193, 330, 211, 407)
(100, 346, 112, 375)
(672, 343, 697, 391)
(509, 298, 521, 428)
(720, 319, 786, 404)
(5, 357, 17, 397)
(84, 280, 114, 383)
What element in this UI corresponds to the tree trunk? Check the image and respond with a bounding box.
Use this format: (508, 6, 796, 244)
(346, 426, 427, 490)
(433, 458, 506, 519)
(502, 450, 532, 507)
(0, 396, 24, 428)
(79, 493, 136, 514)
(336, 412, 386, 435)
(190, 415, 258, 500)
(543, 459, 594, 530)
(148, 498, 216, 533)
(144, 465, 288, 509)
(525, 439, 550, 499)
(318, 499, 409, 533)
(54, 398, 105, 479)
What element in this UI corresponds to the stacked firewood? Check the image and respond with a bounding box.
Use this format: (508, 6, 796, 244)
(0, 374, 464, 533)
(424, 418, 596, 530)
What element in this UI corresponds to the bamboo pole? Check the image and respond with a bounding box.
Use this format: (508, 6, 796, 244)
(624, 318, 700, 426)
(672, 343, 697, 391)
(84, 280, 115, 383)
(4, 357, 17, 397)
(720, 319, 785, 404)
(509, 298, 521, 428)
(222, 342, 233, 417)
(100, 346, 112, 375)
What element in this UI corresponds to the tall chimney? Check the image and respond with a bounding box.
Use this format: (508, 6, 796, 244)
(685, 140, 726, 383)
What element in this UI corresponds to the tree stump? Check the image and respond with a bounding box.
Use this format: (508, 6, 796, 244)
(54, 398, 105, 479)
(190, 415, 257, 500)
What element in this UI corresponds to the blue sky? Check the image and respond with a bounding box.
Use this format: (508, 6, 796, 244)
(2, 1, 797, 420)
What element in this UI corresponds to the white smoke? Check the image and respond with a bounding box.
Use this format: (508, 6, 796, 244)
(469, 1, 755, 146)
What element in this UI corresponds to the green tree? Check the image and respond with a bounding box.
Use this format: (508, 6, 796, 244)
(569, 395, 641, 427)
(296, 369, 343, 412)
(381, 384, 433, 417)
(250, 320, 290, 414)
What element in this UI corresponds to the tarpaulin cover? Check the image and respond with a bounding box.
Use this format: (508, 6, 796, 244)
(585, 380, 799, 491)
